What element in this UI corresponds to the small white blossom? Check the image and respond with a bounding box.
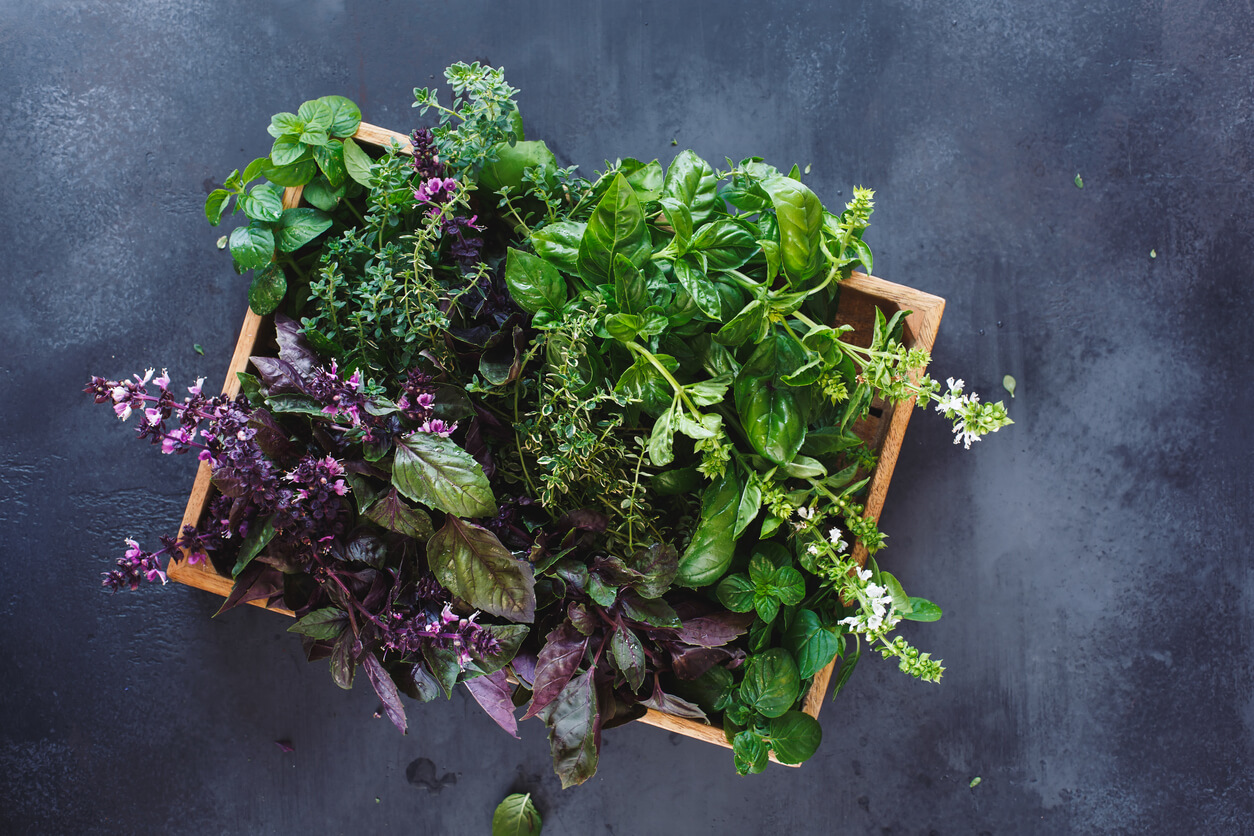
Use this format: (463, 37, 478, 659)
(796, 505, 816, 521)
(807, 543, 821, 555)
(828, 527, 848, 552)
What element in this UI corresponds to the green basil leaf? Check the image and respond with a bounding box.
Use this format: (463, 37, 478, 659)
(612, 253, 650, 315)
(783, 609, 841, 678)
(392, 431, 495, 518)
(614, 355, 675, 415)
(577, 172, 651, 285)
(300, 176, 343, 211)
(262, 157, 317, 187)
(771, 565, 807, 605)
(733, 729, 770, 775)
(661, 149, 719, 224)
(492, 792, 543, 836)
(341, 136, 374, 187)
(318, 94, 362, 138)
(609, 626, 646, 692)
(364, 488, 435, 540)
(685, 373, 732, 407)
(673, 258, 722, 318)
(505, 247, 566, 313)
(422, 644, 459, 698)
(676, 465, 743, 587)
(275, 207, 333, 253)
(715, 573, 755, 613)
(762, 175, 824, 284)
(231, 514, 276, 577)
(689, 219, 757, 271)
(714, 299, 769, 347)
(312, 140, 347, 187)
(739, 648, 801, 718)
(241, 156, 269, 185)
(621, 157, 664, 202)
(646, 401, 677, 467)
(618, 592, 681, 629)
(768, 711, 822, 765)
(848, 235, 873, 273)
(228, 224, 275, 271)
(240, 182, 285, 223)
(287, 607, 349, 640)
(297, 98, 334, 134)
(754, 593, 780, 623)
(734, 333, 808, 465)
(830, 643, 861, 701)
(878, 571, 914, 615)
(904, 597, 943, 622)
(531, 220, 585, 275)
(247, 262, 286, 315)
(205, 189, 231, 226)
(657, 196, 693, 252)
(604, 313, 645, 343)
(734, 477, 763, 538)
(267, 112, 302, 139)
(270, 138, 310, 167)
(426, 515, 536, 622)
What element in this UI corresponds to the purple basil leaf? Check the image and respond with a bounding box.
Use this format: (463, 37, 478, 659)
(668, 644, 735, 681)
(463, 670, 519, 738)
(559, 509, 608, 533)
(674, 611, 757, 647)
(273, 312, 321, 376)
(362, 652, 408, 734)
(510, 651, 538, 689)
(214, 562, 283, 616)
(623, 543, 678, 599)
(249, 355, 309, 396)
(363, 489, 435, 541)
(567, 602, 598, 636)
(463, 417, 495, 480)
(618, 591, 681, 629)
(426, 515, 535, 622)
(211, 466, 250, 498)
(329, 630, 356, 690)
(609, 626, 647, 692)
(247, 407, 298, 462)
(522, 622, 589, 721)
(641, 687, 709, 723)
(545, 669, 600, 789)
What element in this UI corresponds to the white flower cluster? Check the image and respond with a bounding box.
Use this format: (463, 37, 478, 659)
(839, 568, 901, 634)
(933, 377, 1010, 449)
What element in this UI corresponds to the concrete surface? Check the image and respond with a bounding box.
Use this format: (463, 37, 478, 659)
(1, 1, 1251, 833)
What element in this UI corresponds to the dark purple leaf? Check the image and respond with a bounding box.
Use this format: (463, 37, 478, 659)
(510, 651, 538, 688)
(211, 466, 250, 498)
(641, 686, 709, 723)
(545, 669, 600, 789)
(623, 543, 678, 599)
(247, 408, 298, 462)
(343, 528, 387, 569)
(674, 611, 756, 647)
(463, 417, 495, 480)
(273, 313, 321, 376)
(668, 644, 736, 681)
(559, 509, 608, 533)
(364, 489, 434, 541)
(464, 670, 519, 738)
(522, 622, 589, 721)
(362, 652, 408, 734)
(618, 591, 681, 629)
(329, 630, 356, 689)
(567, 602, 598, 636)
(250, 355, 308, 395)
(215, 561, 283, 616)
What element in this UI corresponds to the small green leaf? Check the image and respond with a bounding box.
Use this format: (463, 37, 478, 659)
(287, 607, 348, 640)
(732, 729, 769, 775)
(970, 776, 982, 788)
(297, 99, 334, 134)
(215, 236, 228, 250)
(240, 182, 285, 223)
(903, 597, 944, 622)
(1150, 248, 1157, 259)
(193, 343, 204, 355)
(267, 112, 303, 139)
(768, 711, 822, 765)
(228, 224, 275, 271)
(715, 573, 755, 613)
(342, 137, 374, 187)
(248, 263, 287, 315)
(1003, 374, 1017, 398)
(231, 515, 276, 577)
(1074, 173, 1084, 188)
(646, 402, 677, 467)
(492, 792, 542, 836)
(270, 138, 309, 167)
(274, 207, 333, 253)
(241, 156, 269, 184)
(312, 140, 347, 188)
(204, 189, 231, 226)
(739, 648, 801, 718)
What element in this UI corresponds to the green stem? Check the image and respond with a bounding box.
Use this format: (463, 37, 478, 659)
(623, 341, 703, 419)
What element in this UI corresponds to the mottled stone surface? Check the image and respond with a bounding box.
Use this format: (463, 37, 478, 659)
(2, 2, 1250, 833)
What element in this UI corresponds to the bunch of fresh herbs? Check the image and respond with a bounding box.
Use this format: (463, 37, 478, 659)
(87, 61, 1010, 786)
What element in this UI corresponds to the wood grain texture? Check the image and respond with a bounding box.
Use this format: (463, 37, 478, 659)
(165, 122, 943, 751)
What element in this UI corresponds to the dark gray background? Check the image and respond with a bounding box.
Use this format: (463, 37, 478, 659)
(3, 1, 1251, 833)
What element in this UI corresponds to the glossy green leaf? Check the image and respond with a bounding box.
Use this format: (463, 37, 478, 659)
(715, 573, 755, 612)
(287, 607, 348, 640)
(768, 711, 822, 765)
(661, 150, 719, 224)
(714, 299, 769, 347)
(734, 335, 808, 465)
(247, 263, 286, 315)
(267, 112, 302, 139)
(657, 196, 693, 252)
(672, 258, 722, 318)
(231, 515, 276, 577)
(492, 793, 542, 836)
(204, 189, 230, 226)
(531, 221, 585, 275)
(903, 597, 944, 622)
(262, 157, 317, 187)
(228, 224, 275, 271)
(734, 477, 763, 538)
(740, 648, 801, 718)
(240, 182, 284, 223)
(270, 137, 309, 167)
(613, 354, 676, 415)
(762, 175, 824, 283)
(621, 158, 664, 202)
(505, 247, 566, 313)
(676, 466, 742, 587)
(297, 98, 334, 135)
(341, 137, 374, 187)
(612, 253, 650, 315)
(300, 176, 343, 211)
(312, 140, 347, 188)
(318, 95, 362, 138)
(646, 402, 677, 467)
(689, 220, 757, 271)
(274, 207, 333, 253)
(392, 430, 495, 518)
(733, 729, 769, 775)
(577, 172, 651, 285)
(426, 515, 536, 622)
(783, 609, 841, 678)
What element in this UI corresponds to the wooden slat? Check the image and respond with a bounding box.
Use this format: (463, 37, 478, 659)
(352, 122, 413, 154)
(636, 709, 801, 767)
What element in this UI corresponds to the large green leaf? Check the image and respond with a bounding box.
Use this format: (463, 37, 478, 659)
(505, 247, 566, 313)
(783, 608, 842, 679)
(675, 466, 742, 587)
(734, 333, 808, 465)
(768, 711, 823, 765)
(275, 207, 333, 253)
(576, 172, 651, 285)
(391, 431, 495, 518)
(531, 220, 585, 275)
(426, 515, 535, 622)
(672, 258, 722, 318)
(228, 224, 275, 271)
(318, 94, 362, 138)
(739, 648, 801, 718)
(762, 175, 824, 283)
(689, 219, 757, 271)
(661, 150, 719, 224)
(492, 793, 542, 836)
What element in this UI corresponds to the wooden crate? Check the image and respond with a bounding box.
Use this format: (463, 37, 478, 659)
(168, 122, 945, 763)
